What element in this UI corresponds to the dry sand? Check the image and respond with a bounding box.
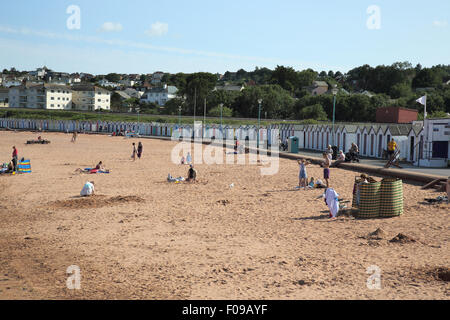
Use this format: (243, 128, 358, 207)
(0, 131, 448, 300)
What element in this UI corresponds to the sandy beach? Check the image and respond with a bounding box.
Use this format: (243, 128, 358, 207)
(0, 131, 448, 300)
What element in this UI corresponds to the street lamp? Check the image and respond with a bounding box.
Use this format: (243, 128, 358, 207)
(178, 105, 182, 126)
(257, 99, 263, 148)
(219, 103, 224, 138)
(331, 85, 338, 146)
(136, 107, 140, 135)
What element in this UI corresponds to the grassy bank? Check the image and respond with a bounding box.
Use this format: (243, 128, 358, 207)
(0, 108, 319, 126)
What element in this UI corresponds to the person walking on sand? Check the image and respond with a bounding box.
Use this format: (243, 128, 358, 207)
(71, 131, 77, 143)
(131, 143, 137, 161)
(137, 142, 143, 159)
(11, 146, 18, 172)
(322, 152, 331, 188)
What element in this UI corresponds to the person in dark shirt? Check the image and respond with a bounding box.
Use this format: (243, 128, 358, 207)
(187, 165, 197, 182)
(137, 142, 143, 159)
(11, 146, 18, 172)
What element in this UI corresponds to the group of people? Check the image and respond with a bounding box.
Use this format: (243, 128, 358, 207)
(2, 146, 19, 174)
(297, 157, 330, 190)
(131, 142, 144, 161)
(297, 152, 340, 220)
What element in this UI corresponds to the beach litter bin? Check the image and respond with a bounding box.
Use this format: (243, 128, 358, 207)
(288, 136, 299, 154)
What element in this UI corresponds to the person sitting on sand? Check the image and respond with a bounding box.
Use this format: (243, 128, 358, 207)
(80, 181, 95, 197)
(186, 164, 197, 182)
(308, 177, 315, 189)
(181, 156, 186, 165)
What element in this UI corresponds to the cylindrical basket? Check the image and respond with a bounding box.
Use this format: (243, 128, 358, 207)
(379, 178, 403, 217)
(357, 181, 381, 219)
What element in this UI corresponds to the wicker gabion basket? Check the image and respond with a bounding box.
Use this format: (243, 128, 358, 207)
(356, 181, 381, 219)
(379, 178, 404, 217)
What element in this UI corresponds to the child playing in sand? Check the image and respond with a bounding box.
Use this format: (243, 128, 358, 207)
(80, 181, 95, 197)
(308, 177, 315, 189)
(322, 152, 331, 188)
(297, 159, 310, 189)
(324, 186, 339, 220)
(71, 131, 77, 143)
(181, 156, 186, 165)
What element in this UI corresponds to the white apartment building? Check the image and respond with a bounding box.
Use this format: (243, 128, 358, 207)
(8, 84, 72, 110)
(140, 85, 178, 106)
(71, 85, 111, 111)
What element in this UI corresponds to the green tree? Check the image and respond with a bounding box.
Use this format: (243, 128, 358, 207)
(105, 73, 121, 83)
(208, 106, 233, 117)
(297, 104, 328, 120)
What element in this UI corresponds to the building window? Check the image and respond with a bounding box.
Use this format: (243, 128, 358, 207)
(51, 97, 54, 100)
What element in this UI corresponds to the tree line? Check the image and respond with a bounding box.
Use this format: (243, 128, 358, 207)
(111, 62, 450, 121)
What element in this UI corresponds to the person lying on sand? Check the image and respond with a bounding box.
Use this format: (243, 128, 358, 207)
(80, 181, 95, 197)
(95, 161, 106, 171)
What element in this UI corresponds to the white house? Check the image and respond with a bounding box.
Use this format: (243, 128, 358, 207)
(417, 118, 450, 167)
(71, 85, 111, 111)
(98, 79, 120, 88)
(9, 83, 72, 110)
(140, 85, 178, 106)
(151, 72, 164, 85)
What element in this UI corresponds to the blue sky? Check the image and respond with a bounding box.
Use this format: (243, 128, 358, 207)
(0, 0, 449, 75)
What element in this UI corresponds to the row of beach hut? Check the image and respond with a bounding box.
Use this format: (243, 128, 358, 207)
(0, 118, 426, 162)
